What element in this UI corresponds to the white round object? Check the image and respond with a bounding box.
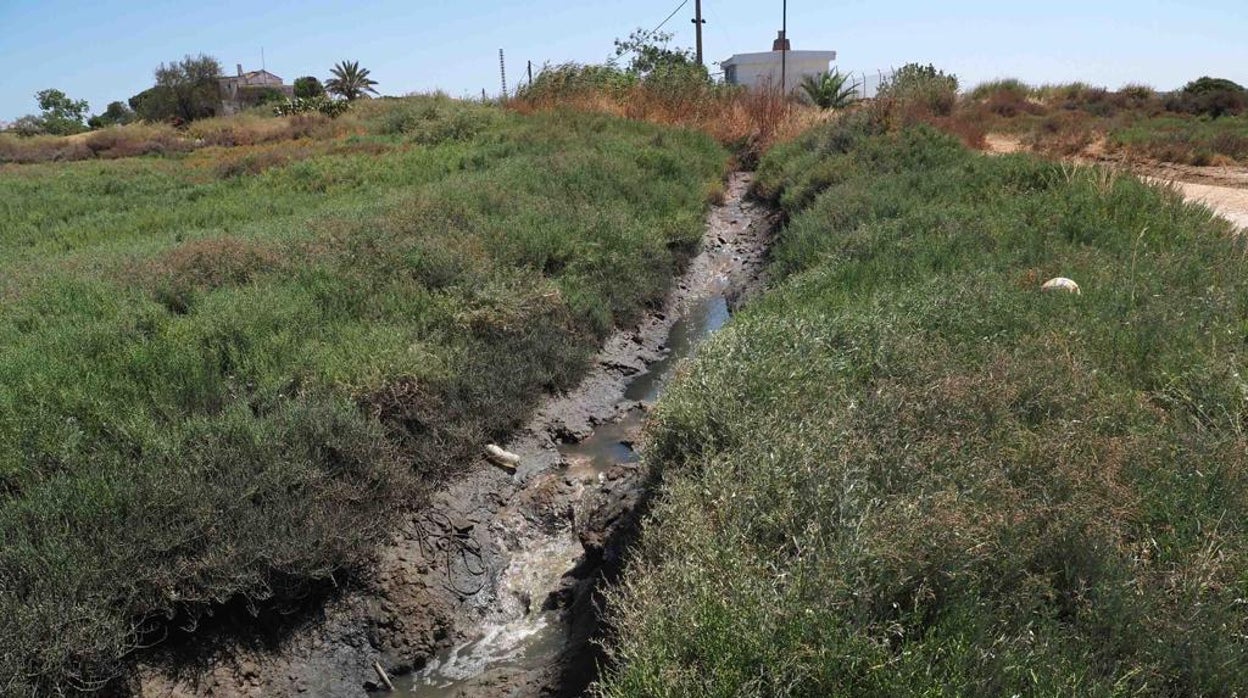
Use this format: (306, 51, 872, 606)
(1041, 277, 1081, 295)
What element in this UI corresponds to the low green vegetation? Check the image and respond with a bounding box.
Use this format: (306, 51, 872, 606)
(1110, 114, 1248, 165)
(0, 97, 724, 693)
(601, 118, 1247, 695)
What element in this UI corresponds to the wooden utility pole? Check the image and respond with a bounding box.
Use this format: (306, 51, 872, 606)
(499, 49, 508, 100)
(528, 60, 533, 86)
(692, 0, 706, 66)
(780, 0, 788, 94)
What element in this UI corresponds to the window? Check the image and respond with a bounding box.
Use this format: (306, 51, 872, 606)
(725, 65, 738, 85)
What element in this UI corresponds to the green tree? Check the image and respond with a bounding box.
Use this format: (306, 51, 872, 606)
(87, 101, 137, 129)
(1166, 76, 1247, 118)
(325, 61, 379, 101)
(799, 71, 861, 109)
(34, 89, 89, 135)
(153, 54, 223, 122)
(612, 29, 700, 78)
(129, 85, 176, 122)
(293, 76, 326, 99)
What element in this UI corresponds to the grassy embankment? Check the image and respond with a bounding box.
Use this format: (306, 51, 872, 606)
(601, 118, 1248, 695)
(0, 97, 725, 693)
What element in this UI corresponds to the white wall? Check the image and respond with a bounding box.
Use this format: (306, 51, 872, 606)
(723, 51, 836, 93)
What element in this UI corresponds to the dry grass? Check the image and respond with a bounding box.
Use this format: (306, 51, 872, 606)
(512, 81, 828, 165)
(0, 112, 363, 165)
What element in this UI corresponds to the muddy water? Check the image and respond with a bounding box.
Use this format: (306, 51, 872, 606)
(394, 185, 762, 697)
(398, 293, 735, 696)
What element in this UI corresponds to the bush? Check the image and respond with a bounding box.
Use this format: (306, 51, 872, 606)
(1165, 76, 1247, 118)
(968, 79, 1041, 118)
(273, 96, 351, 119)
(602, 121, 1248, 696)
(293, 76, 326, 99)
(878, 63, 959, 117)
(371, 95, 500, 144)
(517, 63, 640, 103)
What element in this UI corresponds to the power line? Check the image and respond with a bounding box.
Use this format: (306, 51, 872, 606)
(643, 0, 690, 43)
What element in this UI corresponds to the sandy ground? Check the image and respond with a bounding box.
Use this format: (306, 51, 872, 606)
(983, 134, 1248, 232)
(1149, 178, 1248, 230)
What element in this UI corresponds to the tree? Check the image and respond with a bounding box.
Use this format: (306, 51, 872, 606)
(34, 89, 89, 135)
(799, 71, 861, 109)
(293, 76, 326, 99)
(88, 101, 137, 129)
(152, 54, 223, 123)
(11, 115, 45, 137)
(325, 61, 379, 101)
(1166, 76, 1247, 118)
(129, 86, 176, 122)
(612, 29, 699, 78)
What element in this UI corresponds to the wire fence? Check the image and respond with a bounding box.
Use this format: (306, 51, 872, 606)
(840, 69, 889, 100)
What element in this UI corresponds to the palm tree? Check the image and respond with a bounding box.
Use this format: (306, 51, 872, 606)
(325, 60, 379, 101)
(799, 71, 860, 110)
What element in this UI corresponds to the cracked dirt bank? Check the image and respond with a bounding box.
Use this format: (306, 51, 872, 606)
(138, 172, 776, 698)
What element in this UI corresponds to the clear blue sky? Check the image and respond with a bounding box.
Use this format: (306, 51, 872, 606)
(1, 0, 1245, 122)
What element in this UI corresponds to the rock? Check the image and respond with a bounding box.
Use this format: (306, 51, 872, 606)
(1041, 277, 1081, 295)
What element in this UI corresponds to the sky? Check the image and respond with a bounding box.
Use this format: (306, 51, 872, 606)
(0, 0, 1245, 122)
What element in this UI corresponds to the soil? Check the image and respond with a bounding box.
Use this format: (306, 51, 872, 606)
(983, 133, 1248, 231)
(137, 172, 776, 698)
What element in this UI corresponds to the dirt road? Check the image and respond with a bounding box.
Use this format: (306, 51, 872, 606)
(1145, 177, 1248, 230)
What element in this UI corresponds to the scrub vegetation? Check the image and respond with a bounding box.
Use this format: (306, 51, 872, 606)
(600, 117, 1248, 695)
(963, 76, 1248, 165)
(0, 95, 725, 694)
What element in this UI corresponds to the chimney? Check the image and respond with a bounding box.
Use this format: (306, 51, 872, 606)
(772, 31, 790, 51)
(236, 64, 243, 77)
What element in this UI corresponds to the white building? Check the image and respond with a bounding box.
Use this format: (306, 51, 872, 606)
(721, 32, 836, 92)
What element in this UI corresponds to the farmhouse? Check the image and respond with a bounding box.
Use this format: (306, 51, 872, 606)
(218, 65, 293, 115)
(721, 32, 837, 92)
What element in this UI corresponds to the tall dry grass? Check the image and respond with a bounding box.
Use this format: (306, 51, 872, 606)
(512, 72, 828, 165)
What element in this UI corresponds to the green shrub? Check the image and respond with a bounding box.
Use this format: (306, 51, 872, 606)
(602, 121, 1248, 696)
(1165, 76, 1248, 118)
(518, 63, 640, 103)
(370, 95, 500, 144)
(273, 96, 351, 118)
(878, 62, 959, 116)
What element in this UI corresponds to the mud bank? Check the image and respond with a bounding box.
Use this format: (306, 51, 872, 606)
(140, 172, 775, 698)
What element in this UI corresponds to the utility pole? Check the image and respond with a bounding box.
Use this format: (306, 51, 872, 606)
(780, 0, 788, 95)
(528, 60, 533, 87)
(692, 0, 706, 66)
(499, 49, 508, 100)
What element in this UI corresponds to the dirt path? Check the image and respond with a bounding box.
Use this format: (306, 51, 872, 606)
(982, 133, 1248, 231)
(138, 173, 775, 698)
(1145, 177, 1248, 231)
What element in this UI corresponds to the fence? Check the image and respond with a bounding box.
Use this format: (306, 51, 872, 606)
(841, 69, 889, 100)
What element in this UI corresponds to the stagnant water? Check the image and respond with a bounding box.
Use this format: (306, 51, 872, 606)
(395, 290, 735, 696)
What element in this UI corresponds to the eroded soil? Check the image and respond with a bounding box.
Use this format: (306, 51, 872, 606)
(138, 172, 775, 698)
